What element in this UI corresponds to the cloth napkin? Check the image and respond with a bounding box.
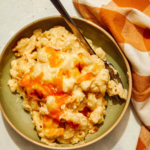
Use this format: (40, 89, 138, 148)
(73, 0, 150, 149)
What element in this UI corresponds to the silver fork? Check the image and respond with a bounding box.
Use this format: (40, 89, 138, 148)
(50, 0, 123, 100)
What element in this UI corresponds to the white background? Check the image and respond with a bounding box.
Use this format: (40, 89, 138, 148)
(0, 0, 141, 150)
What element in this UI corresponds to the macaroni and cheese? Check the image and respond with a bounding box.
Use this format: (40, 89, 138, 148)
(8, 26, 127, 145)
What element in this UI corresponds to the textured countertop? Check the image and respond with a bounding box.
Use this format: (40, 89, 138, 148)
(0, 0, 141, 150)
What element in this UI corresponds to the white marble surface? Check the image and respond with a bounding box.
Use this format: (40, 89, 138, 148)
(0, 0, 142, 150)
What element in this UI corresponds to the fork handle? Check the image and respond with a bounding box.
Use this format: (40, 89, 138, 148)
(50, 0, 76, 30)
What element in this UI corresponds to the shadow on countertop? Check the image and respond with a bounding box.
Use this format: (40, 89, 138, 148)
(2, 103, 141, 150)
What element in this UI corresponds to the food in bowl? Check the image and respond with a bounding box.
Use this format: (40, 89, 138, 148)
(7, 26, 127, 145)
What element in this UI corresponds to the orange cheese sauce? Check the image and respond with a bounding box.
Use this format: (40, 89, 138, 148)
(77, 72, 93, 83)
(65, 69, 71, 78)
(43, 115, 64, 137)
(20, 72, 44, 87)
(20, 71, 71, 120)
(45, 47, 64, 68)
(48, 95, 71, 120)
(78, 53, 83, 58)
(44, 128, 64, 138)
(20, 68, 66, 100)
(43, 115, 59, 128)
(20, 72, 55, 100)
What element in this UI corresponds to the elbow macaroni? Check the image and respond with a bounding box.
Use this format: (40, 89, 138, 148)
(8, 26, 128, 145)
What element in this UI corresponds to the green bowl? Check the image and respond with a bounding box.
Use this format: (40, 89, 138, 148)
(0, 16, 132, 149)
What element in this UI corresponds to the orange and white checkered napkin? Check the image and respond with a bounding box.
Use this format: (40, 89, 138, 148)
(73, 0, 150, 149)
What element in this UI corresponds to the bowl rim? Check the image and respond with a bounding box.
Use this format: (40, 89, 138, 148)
(0, 15, 132, 149)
